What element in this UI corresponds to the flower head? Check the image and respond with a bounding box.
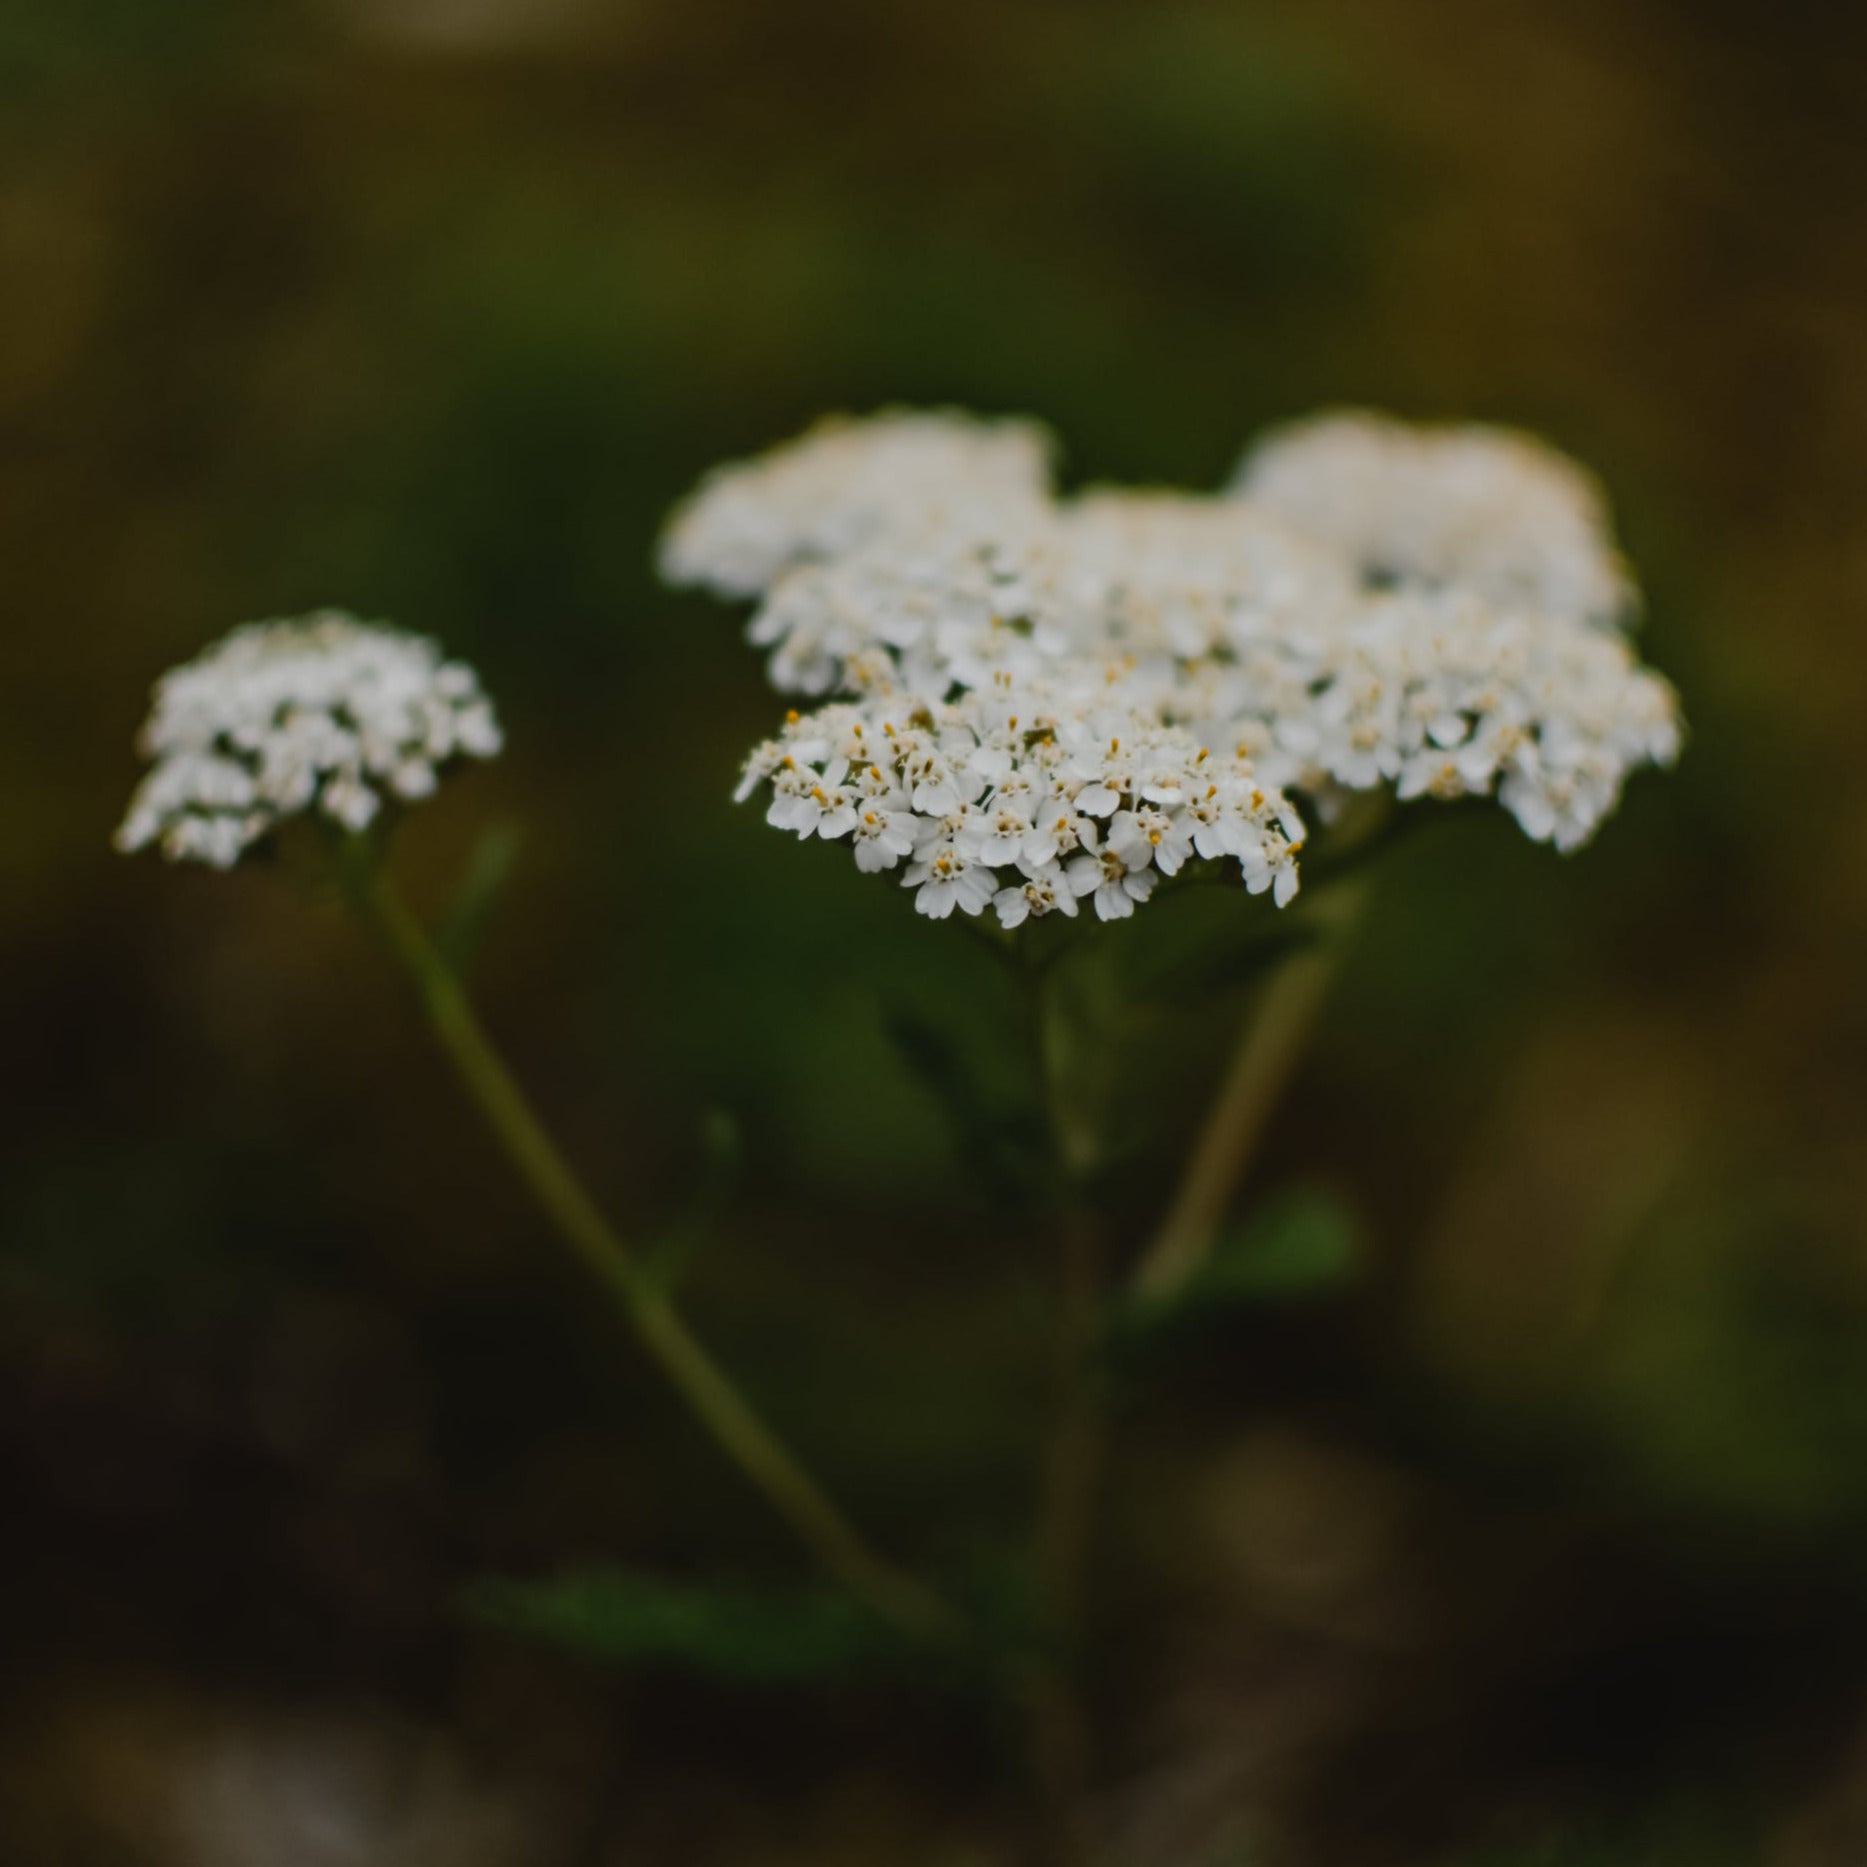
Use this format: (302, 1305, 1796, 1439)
(116, 611, 502, 868)
(675, 407, 1682, 926)
(737, 682, 1306, 922)
(1233, 409, 1639, 629)
(659, 408, 1056, 600)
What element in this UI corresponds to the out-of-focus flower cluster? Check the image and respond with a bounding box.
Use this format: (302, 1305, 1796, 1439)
(117, 612, 502, 867)
(661, 409, 1055, 601)
(1234, 409, 1639, 629)
(665, 408, 1682, 923)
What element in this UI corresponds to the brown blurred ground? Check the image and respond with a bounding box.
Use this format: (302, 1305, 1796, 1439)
(3, 1, 1866, 1862)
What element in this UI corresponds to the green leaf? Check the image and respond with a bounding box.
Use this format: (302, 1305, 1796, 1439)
(1201, 1185, 1362, 1300)
(1111, 1184, 1364, 1356)
(437, 819, 524, 973)
(463, 1571, 900, 1684)
(642, 1108, 744, 1291)
(1116, 876, 1325, 1000)
(881, 1006, 1043, 1202)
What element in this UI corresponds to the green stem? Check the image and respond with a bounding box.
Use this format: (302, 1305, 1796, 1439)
(1022, 954, 1105, 1864)
(358, 868, 958, 1642)
(1130, 875, 1368, 1303)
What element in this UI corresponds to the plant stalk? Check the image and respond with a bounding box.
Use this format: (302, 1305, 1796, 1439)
(1130, 875, 1368, 1303)
(359, 869, 957, 1642)
(1022, 954, 1107, 1864)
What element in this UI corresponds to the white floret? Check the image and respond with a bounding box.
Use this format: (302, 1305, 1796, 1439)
(117, 611, 502, 868)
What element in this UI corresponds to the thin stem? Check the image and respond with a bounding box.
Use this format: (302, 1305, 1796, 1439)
(1023, 957, 1106, 1627)
(1130, 876, 1368, 1303)
(1022, 954, 1106, 1865)
(357, 868, 957, 1642)
(1037, 1203, 1105, 1629)
(1030, 1212, 1103, 1867)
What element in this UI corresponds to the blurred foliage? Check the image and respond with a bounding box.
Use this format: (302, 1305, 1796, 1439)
(435, 817, 526, 976)
(1132, 1185, 1365, 1328)
(3, 0, 1867, 1861)
(465, 1570, 906, 1686)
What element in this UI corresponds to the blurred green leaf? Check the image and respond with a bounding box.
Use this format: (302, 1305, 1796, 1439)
(1115, 875, 1324, 1000)
(881, 1005, 1044, 1203)
(0, 0, 252, 104)
(643, 1107, 745, 1292)
(437, 819, 525, 974)
(1201, 1185, 1363, 1300)
(1110, 1184, 1363, 1357)
(464, 1570, 898, 1685)
(1452, 1798, 1763, 1866)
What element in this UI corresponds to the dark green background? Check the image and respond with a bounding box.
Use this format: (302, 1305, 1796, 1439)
(3, 2, 1865, 1861)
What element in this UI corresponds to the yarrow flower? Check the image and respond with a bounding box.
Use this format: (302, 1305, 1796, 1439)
(659, 408, 1055, 601)
(1232, 408, 1639, 630)
(669, 407, 1682, 923)
(736, 690, 1306, 924)
(116, 611, 502, 868)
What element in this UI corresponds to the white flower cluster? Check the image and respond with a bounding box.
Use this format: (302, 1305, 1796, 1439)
(669, 407, 1681, 925)
(659, 408, 1055, 600)
(117, 611, 502, 868)
(1234, 409, 1638, 629)
(740, 689, 1307, 925)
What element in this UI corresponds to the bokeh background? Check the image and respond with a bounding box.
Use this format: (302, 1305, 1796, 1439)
(5, 1, 1866, 1861)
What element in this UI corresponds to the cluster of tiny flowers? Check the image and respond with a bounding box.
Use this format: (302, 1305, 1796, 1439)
(668, 407, 1682, 924)
(1233, 409, 1639, 629)
(659, 409, 1055, 600)
(737, 685, 1306, 925)
(1203, 590, 1681, 851)
(117, 612, 502, 867)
